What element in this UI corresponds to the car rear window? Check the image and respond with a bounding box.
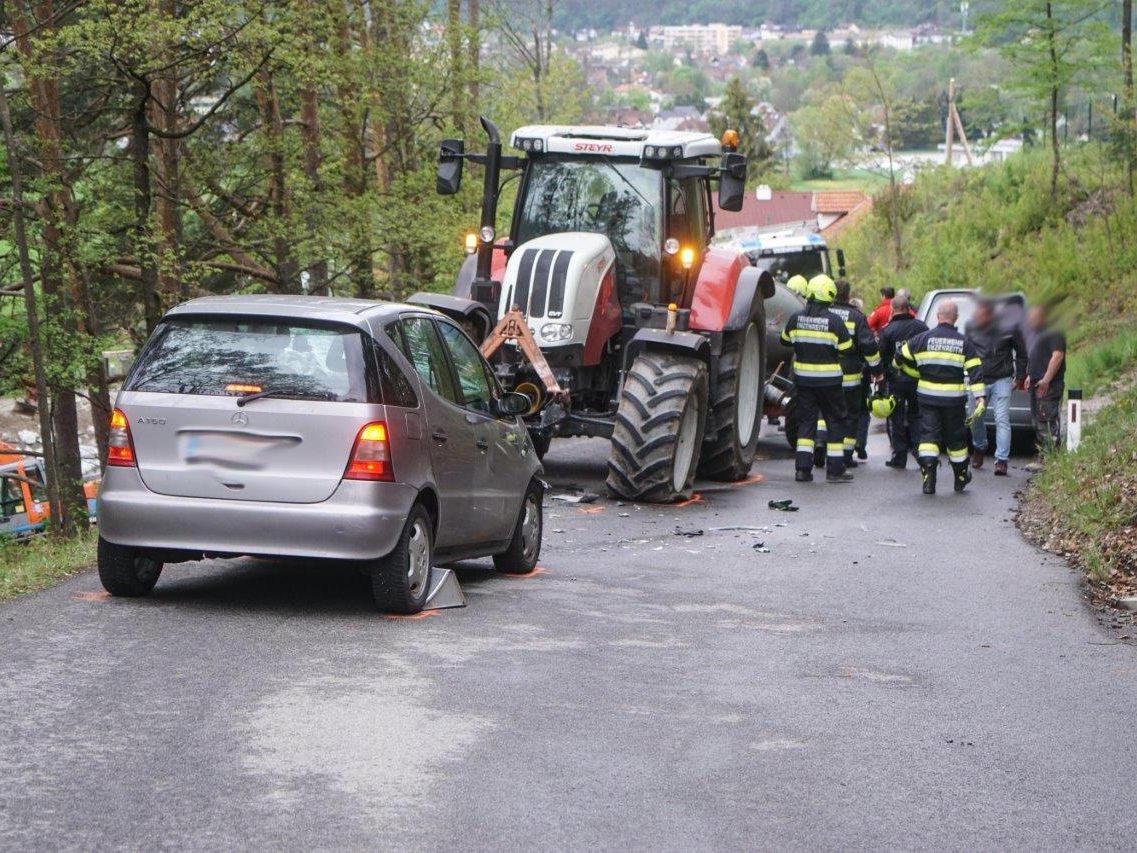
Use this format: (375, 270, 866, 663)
(127, 316, 371, 402)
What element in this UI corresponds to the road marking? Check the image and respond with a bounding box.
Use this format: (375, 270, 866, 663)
(503, 566, 549, 579)
(382, 610, 440, 621)
(72, 591, 109, 602)
(578, 506, 604, 514)
(673, 492, 705, 508)
(731, 473, 765, 487)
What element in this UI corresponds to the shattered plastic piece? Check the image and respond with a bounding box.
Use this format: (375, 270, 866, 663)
(674, 527, 704, 537)
(709, 525, 771, 533)
(551, 491, 599, 504)
(768, 499, 799, 512)
(875, 539, 908, 548)
(753, 545, 771, 553)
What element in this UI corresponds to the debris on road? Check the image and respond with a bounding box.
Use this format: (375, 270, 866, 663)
(768, 499, 799, 512)
(710, 525, 771, 533)
(551, 491, 599, 504)
(875, 539, 908, 548)
(674, 527, 704, 537)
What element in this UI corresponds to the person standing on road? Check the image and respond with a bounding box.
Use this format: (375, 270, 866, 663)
(867, 286, 896, 333)
(1025, 305, 1066, 453)
(828, 280, 883, 469)
(781, 275, 855, 483)
(878, 294, 928, 468)
(965, 299, 1027, 476)
(895, 299, 985, 495)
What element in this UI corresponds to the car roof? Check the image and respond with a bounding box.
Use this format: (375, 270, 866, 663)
(163, 295, 431, 327)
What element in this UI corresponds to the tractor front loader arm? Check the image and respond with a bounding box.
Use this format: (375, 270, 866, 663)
(479, 310, 567, 401)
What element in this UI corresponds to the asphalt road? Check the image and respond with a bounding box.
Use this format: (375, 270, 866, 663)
(2, 424, 1135, 851)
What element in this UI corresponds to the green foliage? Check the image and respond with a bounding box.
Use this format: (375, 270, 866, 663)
(708, 78, 772, 169)
(810, 30, 831, 57)
(1034, 385, 1137, 580)
(0, 529, 96, 602)
(791, 92, 862, 179)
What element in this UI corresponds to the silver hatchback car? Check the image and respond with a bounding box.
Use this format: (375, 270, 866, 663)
(97, 296, 544, 613)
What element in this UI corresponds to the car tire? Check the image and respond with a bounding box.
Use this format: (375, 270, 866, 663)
(370, 504, 434, 614)
(494, 479, 544, 574)
(97, 536, 163, 597)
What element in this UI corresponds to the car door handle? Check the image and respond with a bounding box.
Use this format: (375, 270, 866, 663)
(432, 430, 448, 443)
(475, 437, 489, 451)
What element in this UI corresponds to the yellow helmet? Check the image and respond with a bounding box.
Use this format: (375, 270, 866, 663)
(786, 274, 809, 297)
(868, 393, 897, 419)
(808, 274, 837, 303)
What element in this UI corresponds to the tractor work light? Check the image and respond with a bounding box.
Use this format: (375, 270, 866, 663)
(643, 144, 685, 160)
(464, 232, 478, 254)
(479, 225, 495, 244)
(539, 322, 573, 342)
(680, 246, 696, 270)
(516, 137, 544, 152)
(664, 237, 680, 255)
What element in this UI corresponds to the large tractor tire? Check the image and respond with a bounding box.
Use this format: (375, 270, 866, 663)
(606, 352, 709, 502)
(698, 320, 767, 481)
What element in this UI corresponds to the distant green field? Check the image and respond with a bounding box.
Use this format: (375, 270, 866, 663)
(790, 169, 892, 193)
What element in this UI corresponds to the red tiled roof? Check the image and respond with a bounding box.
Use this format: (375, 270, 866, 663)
(813, 190, 868, 215)
(714, 190, 815, 232)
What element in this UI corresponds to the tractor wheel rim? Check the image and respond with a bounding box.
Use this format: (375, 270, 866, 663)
(521, 494, 541, 563)
(407, 521, 430, 597)
(737, 324, 761, 446)
(672, 395, 700, 492)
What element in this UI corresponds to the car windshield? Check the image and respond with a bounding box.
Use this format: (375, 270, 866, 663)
(924, 293, 977, 333)
(515, 158, 662, 305)
(127, 317, 370, 402)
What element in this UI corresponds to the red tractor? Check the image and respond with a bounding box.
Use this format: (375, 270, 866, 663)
(414, 118, 774, 503)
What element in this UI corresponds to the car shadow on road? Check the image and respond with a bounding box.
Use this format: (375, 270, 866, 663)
(140, 555, 509, 617)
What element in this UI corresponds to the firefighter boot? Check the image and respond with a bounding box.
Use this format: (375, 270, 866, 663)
(920, 461, 938, 495)
(953, 461, 973, 493)
(795, 469, 813, 483)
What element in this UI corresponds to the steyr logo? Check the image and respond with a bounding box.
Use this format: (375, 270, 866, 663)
(230, 411, 249, 426)
(573, 142, 613, 153)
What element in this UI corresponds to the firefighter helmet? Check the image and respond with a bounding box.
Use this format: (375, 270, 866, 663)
(808, 274, 837, 304)
(786, 274, 809, 297)
(868, 392, 897, 419)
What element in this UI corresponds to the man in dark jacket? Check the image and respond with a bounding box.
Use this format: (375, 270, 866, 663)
(781, 275, 855, 483)
(895, 299, 985, 495)
(828, 280, 882, 469)
(965, 299, 1027, 476)
(878, 294, 928, 468)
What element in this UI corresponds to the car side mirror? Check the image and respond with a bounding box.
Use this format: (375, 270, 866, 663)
(718, 152, 747, 212)
(498, 391, 531, 416)
(437, 139, 464, 195)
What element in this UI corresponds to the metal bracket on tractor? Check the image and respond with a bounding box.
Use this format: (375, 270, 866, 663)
(479, 309, 568, 403)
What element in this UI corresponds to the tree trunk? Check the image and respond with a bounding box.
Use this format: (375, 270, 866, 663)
(1045, 2, 1061, 202)
(336, 1, 373, 296)
(1124, 0, 1134, 195)
(298, 81, 328, 293)
(256, 68, 298, 292)
(468, 0, 480, 112)
(0, 61, 62, 533)
(150, 0, 183, 301)
(131, 81, 163, 332)
(448, 0, 464, 130)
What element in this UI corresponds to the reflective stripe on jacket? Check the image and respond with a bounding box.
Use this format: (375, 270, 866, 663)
(781, 302, 854, 387)
(894, 322, 985, 407)
(829, 302, 882, 387)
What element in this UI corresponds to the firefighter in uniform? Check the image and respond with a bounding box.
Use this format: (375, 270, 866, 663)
(828, 280, 882, 468)
(877, 293, 928, 468)
(781, 275, 855, 483)
(895, 299, 986, 495)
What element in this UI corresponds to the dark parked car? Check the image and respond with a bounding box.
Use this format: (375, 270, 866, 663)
(97, 296, 544, 613)
(915, 288, 1033, 437)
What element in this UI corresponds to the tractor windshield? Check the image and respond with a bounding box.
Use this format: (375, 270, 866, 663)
(515, 158, 662, 306)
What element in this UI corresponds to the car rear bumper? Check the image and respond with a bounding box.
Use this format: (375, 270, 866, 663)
(97, 467, 417, 561)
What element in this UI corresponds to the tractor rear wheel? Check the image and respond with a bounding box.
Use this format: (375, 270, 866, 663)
(606, 351, 708, 502)
(698, 320, 766, 481)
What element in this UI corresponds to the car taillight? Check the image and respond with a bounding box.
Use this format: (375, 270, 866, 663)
(107, 408, 135, 467)
(344, 422, 394, 481)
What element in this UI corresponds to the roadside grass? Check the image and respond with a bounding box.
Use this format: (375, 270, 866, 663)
(1029, 386, 1137, 586)
(1065, 333, 1137, 396)
(0, 530, 97, 602)
(790, 168, 890, 193)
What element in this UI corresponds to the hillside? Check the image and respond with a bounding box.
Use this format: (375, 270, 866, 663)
(555, 0, 956, 31)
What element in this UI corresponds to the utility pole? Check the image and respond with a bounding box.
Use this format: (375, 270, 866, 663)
(944, 78, 974, 166)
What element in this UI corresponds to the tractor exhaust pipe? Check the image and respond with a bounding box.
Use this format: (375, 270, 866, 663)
(473, 116, 502, 304)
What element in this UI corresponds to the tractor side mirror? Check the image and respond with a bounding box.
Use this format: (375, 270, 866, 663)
(437, 139, 464, 195)
(499, 391, 531, 416)
(836, 248, 847, 278)
(718, 152, 747, 212)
